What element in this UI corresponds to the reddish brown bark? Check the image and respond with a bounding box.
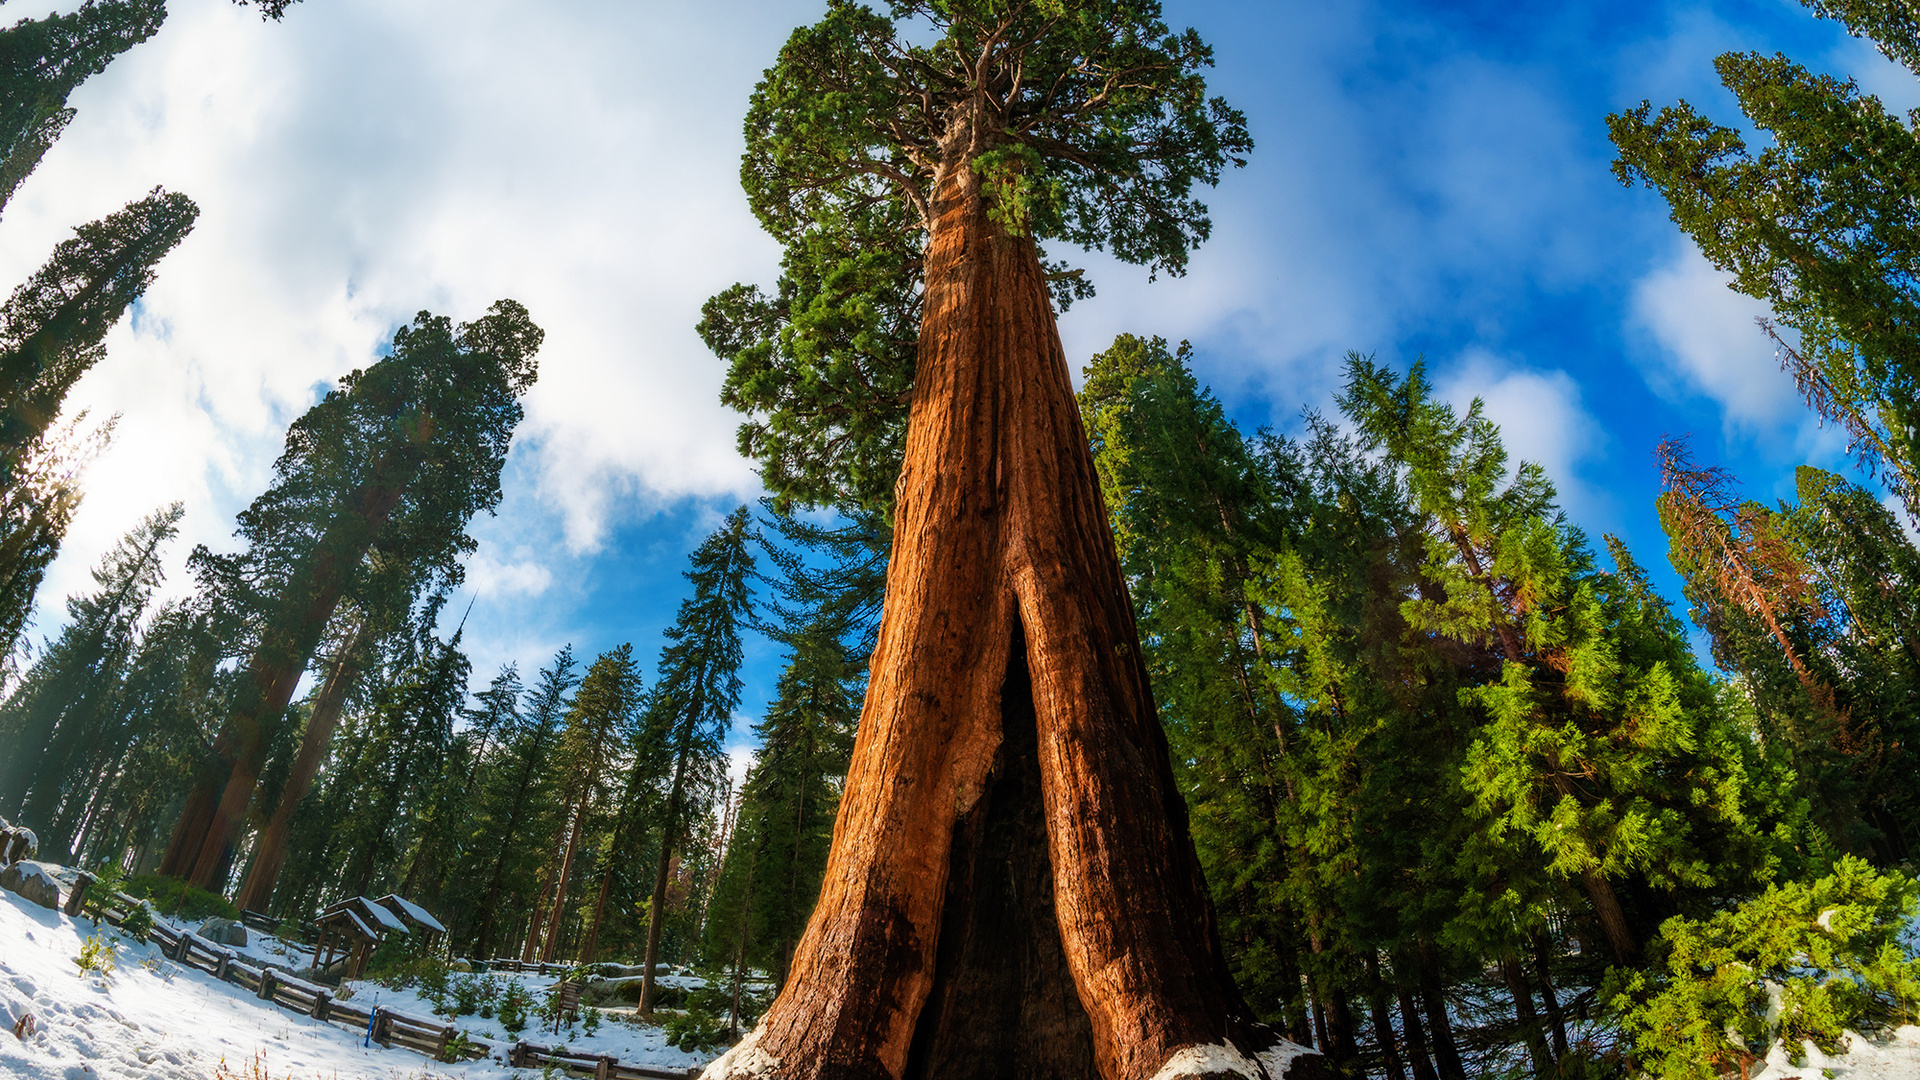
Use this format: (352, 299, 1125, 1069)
(710, 127, 1271, 1079)
(166, 474, 412, 891)
(234, 629, 366, 913)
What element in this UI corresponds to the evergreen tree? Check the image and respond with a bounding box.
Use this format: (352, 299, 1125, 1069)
(638, 507, 754, 1013)
(1658, 441, 1920, 861)
(535, 642, 640, 962)
(466, 646, 574, 960)
(163, 300, 542, 891)
(0, 501, 180, 849)
(705, 3, 1261, 1071)
(704, 605, 861, 989)
(1609, 0, 1920, 517)
(0, 0, 166, 217)
(0, 413, 108, 671)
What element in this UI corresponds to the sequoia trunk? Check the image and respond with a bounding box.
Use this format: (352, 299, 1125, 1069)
(234, 628, 365, 914)
(705, 126, 1275, 1080)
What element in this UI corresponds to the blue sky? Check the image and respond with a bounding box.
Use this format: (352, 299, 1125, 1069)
(3, 0, 1914, 759)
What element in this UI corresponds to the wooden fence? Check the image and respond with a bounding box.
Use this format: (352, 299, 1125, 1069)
(74, 886, 698, 1076)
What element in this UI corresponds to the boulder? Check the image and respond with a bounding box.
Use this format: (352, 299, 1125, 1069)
(196, 917, 248, 947)
(0, 860, 60, 909)
(2, 827, 36, 866)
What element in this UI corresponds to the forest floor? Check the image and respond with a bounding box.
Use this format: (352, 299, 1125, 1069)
(6, 881, 1920, 1079)
(0, 885, 717, 1079)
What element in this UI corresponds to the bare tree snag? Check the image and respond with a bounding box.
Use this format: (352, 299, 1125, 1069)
(704, 136, 1296, 1080)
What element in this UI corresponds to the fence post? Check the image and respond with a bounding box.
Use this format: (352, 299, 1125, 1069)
(595, 1054, 615, 1080)
(61, 871, 94, 918)
(435, 1025, 451, 1062)
(214, 950, 231, 981)
(509, 1041, 528, 1068)
(258, 967, 277, 1001)
(312, 991, 331, 1022)
(174, 933, 192, 963)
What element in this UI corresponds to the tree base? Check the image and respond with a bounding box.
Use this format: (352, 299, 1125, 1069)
(902, 623, 1099, 1080)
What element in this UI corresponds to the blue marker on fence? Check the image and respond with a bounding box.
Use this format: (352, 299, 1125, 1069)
(365, 995, 379, 1048)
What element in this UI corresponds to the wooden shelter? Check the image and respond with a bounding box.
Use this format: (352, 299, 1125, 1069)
(373, 894, 446, 946)
(311, 896, 409, 980)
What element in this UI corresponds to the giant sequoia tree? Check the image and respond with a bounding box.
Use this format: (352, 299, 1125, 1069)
(161, 301, 541, 890)
(699, 4, 1272, 1078)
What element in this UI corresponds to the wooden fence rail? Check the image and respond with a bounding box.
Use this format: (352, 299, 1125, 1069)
(60, 885, 690, 1074)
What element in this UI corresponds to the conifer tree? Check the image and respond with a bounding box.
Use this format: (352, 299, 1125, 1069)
(1610, 0, 1920, 517)
(536, 642, 640, 961)
(705, 605, 861, 988)
(1657, 441, 1920, 860)
(0, 0, 166, 217)
(162, 300, 541, 891)
(0, 501, 180, 850)
(638, 507, 754, 1014)
(703, 4, 1264, 1073)
(467, 647, 574, 960)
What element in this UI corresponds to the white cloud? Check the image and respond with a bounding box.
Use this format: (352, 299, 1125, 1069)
(465, 551, 553, 600)
(1629, 243, 1801, 430)
(3, 0, 812, 641)
(1436, 349, 1608, 521)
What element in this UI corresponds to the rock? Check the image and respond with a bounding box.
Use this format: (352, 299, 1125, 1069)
(196, 917, 248, 947)
(2, 827, 36, 866)
(0, 860, 60, 909)
(450, 959, 473, 972)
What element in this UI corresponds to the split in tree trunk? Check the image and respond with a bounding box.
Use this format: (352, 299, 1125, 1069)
(706, 127, 1274, 1080)
(902, 622, 1099, 1080)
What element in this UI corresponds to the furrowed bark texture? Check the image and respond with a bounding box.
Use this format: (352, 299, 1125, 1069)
(234, 629, 365, 914)
(716, 153, 1265, 1079)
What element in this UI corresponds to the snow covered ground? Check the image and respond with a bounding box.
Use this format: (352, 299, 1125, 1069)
(6, 877, 1919, 1079)
(0, 886, 717, 1079)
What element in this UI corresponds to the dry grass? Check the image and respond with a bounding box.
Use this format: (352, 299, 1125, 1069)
(211, 1049, 340, 1080)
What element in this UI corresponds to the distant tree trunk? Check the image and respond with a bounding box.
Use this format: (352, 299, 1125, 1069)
(1531, 932, 1569, 1061)
(522, 854, 560, 963)
(713, 115, 1277, 1080)
(234, 628, 365, 914)
(640, 751, 692, 1016)
(1500, 953, 1554, 1076)
(1395, 986, 1439, 1080)
(540, 803, 588, 962)
(167, 479, 411, 890)
(470, 722, 557, 960)
(1364, 953, 1407, 1080)
(1415, 945, 1466, 1080)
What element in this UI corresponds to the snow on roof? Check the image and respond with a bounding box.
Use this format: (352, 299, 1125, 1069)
(342, 908, 376, 941)
(356, 896, 408, 933)
(377, 894, 446, 934)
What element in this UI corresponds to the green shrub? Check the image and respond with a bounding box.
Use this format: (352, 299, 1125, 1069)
(80, 863, 128, 923)
(583, 1006, 602, 1036)
(1606, 856, 1920, 1079)
(75, 931, 117, 979)
(123, 874, 240, 923)
(440, 1029, 476, 1063)
(117, 901, 155, 942)
(664, 1007, 731, 1052)
(499, 980, 533, 1036)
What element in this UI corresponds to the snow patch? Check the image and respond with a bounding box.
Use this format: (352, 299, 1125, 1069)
(701, 1024, 781, 1078)
(1816, 907, 1837, 932)
(1151, 1040, 1264, 1080)
(1257, 1039, 1317, 1075)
